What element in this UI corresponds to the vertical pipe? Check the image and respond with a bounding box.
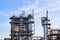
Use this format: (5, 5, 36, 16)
(44, 21, 48, 40)
(32, 10, 35, 35)
(44, 10, 48, 40)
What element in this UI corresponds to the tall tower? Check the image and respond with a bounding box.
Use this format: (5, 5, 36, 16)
(41, 10, 51, 40)
(10, 15, 20, 40)
(10, 10, 34, 40)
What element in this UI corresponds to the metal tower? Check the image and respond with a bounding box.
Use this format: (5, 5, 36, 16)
(10, 10, 34, 40)
(41, 10, 51, 40)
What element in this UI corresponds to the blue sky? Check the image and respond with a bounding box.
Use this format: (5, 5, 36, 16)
(0, 0, 60, 40)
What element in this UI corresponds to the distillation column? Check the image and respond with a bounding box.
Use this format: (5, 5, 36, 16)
(41, 10, 51, 40)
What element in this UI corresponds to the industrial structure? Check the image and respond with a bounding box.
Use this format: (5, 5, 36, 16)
(41, 10, 60, 40)
(9, 10, 34, 40)
(4, 10, 60, 40)
(48, 29, 60, 40)
(41, 10, 51, 40)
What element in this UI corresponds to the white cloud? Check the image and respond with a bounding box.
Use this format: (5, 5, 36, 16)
(44, 0, 60, 12)
(0, 22, 10, 28)
(0, 0, 60, 18)
(0, 20, 10, 40)
(36, 0, 60, 15)
(0, 0, 42, 18)
(46, 0, 60, 7)
(48, 6, 60, 12)
(17, 0, 42, 14)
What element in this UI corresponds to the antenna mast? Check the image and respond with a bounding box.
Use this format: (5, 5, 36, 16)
(46, 10, 48, 18)
(46, 7, 48, 19)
